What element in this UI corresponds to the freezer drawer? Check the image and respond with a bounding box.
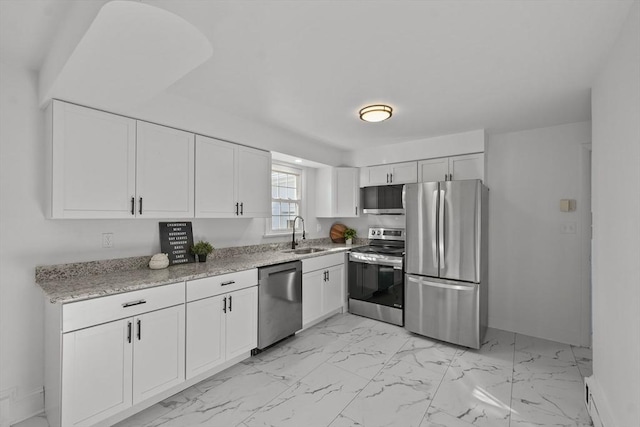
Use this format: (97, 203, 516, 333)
(405, 274, 482, 349)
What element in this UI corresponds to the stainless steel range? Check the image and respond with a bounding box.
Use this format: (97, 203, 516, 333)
(347, 227, 405, 326)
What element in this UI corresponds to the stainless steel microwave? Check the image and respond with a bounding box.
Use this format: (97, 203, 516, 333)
(361, 185, 405, 215)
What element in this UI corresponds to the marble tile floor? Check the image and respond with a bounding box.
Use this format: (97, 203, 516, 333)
(16, 313, 593, 427)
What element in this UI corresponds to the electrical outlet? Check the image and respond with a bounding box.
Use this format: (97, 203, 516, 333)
(102, 233, 114, 248)
(560, 222, 577, 234)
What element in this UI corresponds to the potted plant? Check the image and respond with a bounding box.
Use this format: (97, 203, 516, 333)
(191, 240, 214, 262)
(343, 228, 357, 245)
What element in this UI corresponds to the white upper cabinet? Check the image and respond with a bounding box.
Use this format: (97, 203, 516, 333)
(49, 101, 195, 219)
(50, 100, 136, 218)
(359, 161, 417, 187)
(136, 122, 195, 218)
(195, 135, 271, 218)
(316, 167, 359, 217)
(236, 146, 271, 218)
(418, 153, 484, 182)
(450, 153, 484, 181)
(195, 136, 237, 217)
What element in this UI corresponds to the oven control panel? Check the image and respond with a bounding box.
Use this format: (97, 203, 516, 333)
(368, 227, 405, 241)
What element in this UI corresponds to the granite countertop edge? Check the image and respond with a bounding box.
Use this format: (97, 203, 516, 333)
(38, 243, 363, 304)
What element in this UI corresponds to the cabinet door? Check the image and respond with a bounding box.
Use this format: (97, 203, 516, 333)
(195, 135, 237, 217)
(237, 147, 271, 218)
(366, 165, 391, 186)
(225, 286, 258, 359)
(61, 319, 132, 426)
(132, 305, 185, 404)
(302, 270, 324, 325)
(323, 264, 345, 315)
(51, 101, 136, 218)
(186, 295, 226, 379)
(335, 168, 359, 217)
(418, 158, 449, 182)
(450, 153, 484, 181)
(136, 122, 195, 218)
(389, 161, 418, 184)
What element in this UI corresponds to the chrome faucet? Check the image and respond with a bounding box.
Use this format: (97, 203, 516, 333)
(291, 215, 306, 249)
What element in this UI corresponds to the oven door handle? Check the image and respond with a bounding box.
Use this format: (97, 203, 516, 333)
(349, 256, 403, 268)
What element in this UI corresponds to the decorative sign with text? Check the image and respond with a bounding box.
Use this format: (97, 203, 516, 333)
(159, 222, 195, 265)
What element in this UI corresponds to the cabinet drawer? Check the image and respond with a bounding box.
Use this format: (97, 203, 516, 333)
(62, 282, 185, 332)
(302, 252, 345, 273)
(186, 269, 257, 302)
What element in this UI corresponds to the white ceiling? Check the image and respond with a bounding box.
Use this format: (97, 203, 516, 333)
(0, 0, 635, 152)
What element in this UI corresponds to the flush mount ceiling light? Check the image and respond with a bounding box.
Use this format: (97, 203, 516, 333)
(359, 104, 393, 123)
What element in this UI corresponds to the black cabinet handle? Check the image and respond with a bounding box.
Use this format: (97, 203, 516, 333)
(127, 321, 132, 343)
(390, 173, 393, 183)
(449, 173, 453, 181)
(444, 173, 448, 181)
(355, 206, 358, 216)
(235, 203, 239, 215)
(139, 197, 143, 215)
(122, 299, 146, 308)
(327, 270, 330, 281)
(223, 296, 227, 313)
(240, 202, 243, 215)
(131, 197, 135, 215)
(221, 280, 235, 286)
(137, 319, 141, 340)
(386, 173, 389, 183)
(229, 295, 232, 312)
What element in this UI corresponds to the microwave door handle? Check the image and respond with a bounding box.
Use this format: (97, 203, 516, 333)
(439, 189, 445, 270)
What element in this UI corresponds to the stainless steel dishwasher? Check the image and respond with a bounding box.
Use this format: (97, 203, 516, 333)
(256, 261, 302, 351)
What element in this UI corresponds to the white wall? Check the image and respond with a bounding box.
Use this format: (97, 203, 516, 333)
(0, 61, 330, 425)
(349, 129, 485, 167)
(590, 2, 640, 426)
(486, 122, 591, 346)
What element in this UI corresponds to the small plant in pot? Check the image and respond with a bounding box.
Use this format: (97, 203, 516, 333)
(191, 240, 214, 262)
(343, 228, 357, 245)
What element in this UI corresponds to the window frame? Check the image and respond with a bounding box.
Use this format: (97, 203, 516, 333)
(266, 162, 304, 236)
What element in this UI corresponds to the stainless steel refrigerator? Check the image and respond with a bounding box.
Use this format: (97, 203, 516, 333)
(404, 179, 488, 349)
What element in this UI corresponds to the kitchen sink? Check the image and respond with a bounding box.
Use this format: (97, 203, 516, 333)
(283, 247, 327, 254)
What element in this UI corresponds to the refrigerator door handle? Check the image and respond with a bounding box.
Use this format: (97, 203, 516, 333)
(438, 189, 445, 270)
(431, 189, 439, 269)
(406, 275, 476, 291)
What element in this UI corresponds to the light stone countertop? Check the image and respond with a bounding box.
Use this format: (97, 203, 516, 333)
(37, 243, 361, 304)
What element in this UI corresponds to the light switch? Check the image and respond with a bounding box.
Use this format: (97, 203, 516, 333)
(560, 199, 576, 212)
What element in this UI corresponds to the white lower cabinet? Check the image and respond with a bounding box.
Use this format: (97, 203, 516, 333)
(185, 270, 258, 379)
(46, 282, 186, 427)
(61, 319, 132, 427)
(60, 304, 185, 427)
(302, 254, 345, 327)
(132, 306, 186, 404)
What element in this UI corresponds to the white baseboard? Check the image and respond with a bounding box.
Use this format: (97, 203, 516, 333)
(0, 386, 44, 427)
(585, 375, 616, 427)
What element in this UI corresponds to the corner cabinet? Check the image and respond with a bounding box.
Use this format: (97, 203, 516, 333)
(195, 135, 271, 218)
(359, 161, 417, 187)
(47, 100, 195, 219)
(45, 282, 186, 427)
(418, 153, 484, 182)
(315, 167, 359, 217)
(302, 253, 346, 328)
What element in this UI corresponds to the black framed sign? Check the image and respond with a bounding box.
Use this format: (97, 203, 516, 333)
(159, 222, 195, 265)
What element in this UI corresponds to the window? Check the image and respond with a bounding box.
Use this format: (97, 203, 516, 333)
(271, 165, 302, 232)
